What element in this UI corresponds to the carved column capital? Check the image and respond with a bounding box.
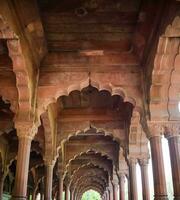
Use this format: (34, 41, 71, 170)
(15, 121, 38, 140)
(118, 172, 126, 178)
(128, 157, 138, 165)
(148, 121, 180, 139)
(44, 159, 55, 167)
(107, 185, 113, 192)
(147, 121, 163, 138)
(139, 158, 149, 166)
(164, 122, 180, 138)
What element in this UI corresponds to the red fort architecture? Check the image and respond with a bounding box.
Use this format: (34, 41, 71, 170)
(0, 0, 180, 200)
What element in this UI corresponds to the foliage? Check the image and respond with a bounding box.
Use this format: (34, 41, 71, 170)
(81, 190, 101, 200)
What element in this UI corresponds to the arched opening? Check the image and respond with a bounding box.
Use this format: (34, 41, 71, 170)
(81, 189, 101, 200)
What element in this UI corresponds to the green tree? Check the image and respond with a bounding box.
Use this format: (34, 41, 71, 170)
(81, 190, 101, 200)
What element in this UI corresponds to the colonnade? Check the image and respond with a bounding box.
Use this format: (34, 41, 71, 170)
(0, 123, 179, 200)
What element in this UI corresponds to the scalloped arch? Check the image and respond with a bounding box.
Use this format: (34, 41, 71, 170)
(150, 16, 180, 120)
(38, 78, 140, 121)
(55, 126, 121, 167)
(66, 151, 112, 175)
(73, 173, 107, 189)
(70, 162, 108, 185)
(64, 148, 114, 175)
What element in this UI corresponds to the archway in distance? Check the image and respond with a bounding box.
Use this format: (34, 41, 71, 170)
(81, 190, 101, 200)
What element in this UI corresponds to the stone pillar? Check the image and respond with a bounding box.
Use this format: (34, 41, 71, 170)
(44, 162, 54, 200)
(59, 175, 64, 200)
(70, 189, 73, 200)
(108, 183, 113, 200)
(129, 158, 138, 200)
(65, 184, 70, 200)
(106, 189, 109, 200)
(0, 173, 4, 200)
(165, 126, 180, 200)
(40, 182, 45, 200)
(41, 193, 44, 200)
(112, 180, 119, 200)
(139, 159, 150, 200)
(118, 173, 126, 200)
(12, 124, 36, 200)
(32, 190, 37, 200)
(126, 175, 130, 200)
(150, 134, 168, 200)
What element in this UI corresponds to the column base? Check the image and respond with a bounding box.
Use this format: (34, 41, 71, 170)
(154, 195, 169, 200)
(11, 196, 27, 200)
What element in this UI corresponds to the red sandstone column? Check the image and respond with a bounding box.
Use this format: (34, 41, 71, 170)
(32, 190, 37, 200)
(0, 173, 4, 200)
(112, 180, 119, 200)
(165, 127, 180, 200)
(12, 128, 34, 200)
(106, 189, 109, 200)
(150, 135, 168, 200)
(59, 175, 64, 200)
(45, 162, 54, 200)
(70, 189, 74, 200)
(126, 175, 131, 200)
(65, 184, 70, 200)
(129, 158, 138, 200)
(41, 193, 44, 200)
(118, 173, 126, 200)
(108, 184, 113, 200)
(107, 189, 110, 200)
(139, 159, 150, 200)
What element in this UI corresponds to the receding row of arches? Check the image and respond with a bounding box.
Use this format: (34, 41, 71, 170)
(0, 2, 180, 200)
